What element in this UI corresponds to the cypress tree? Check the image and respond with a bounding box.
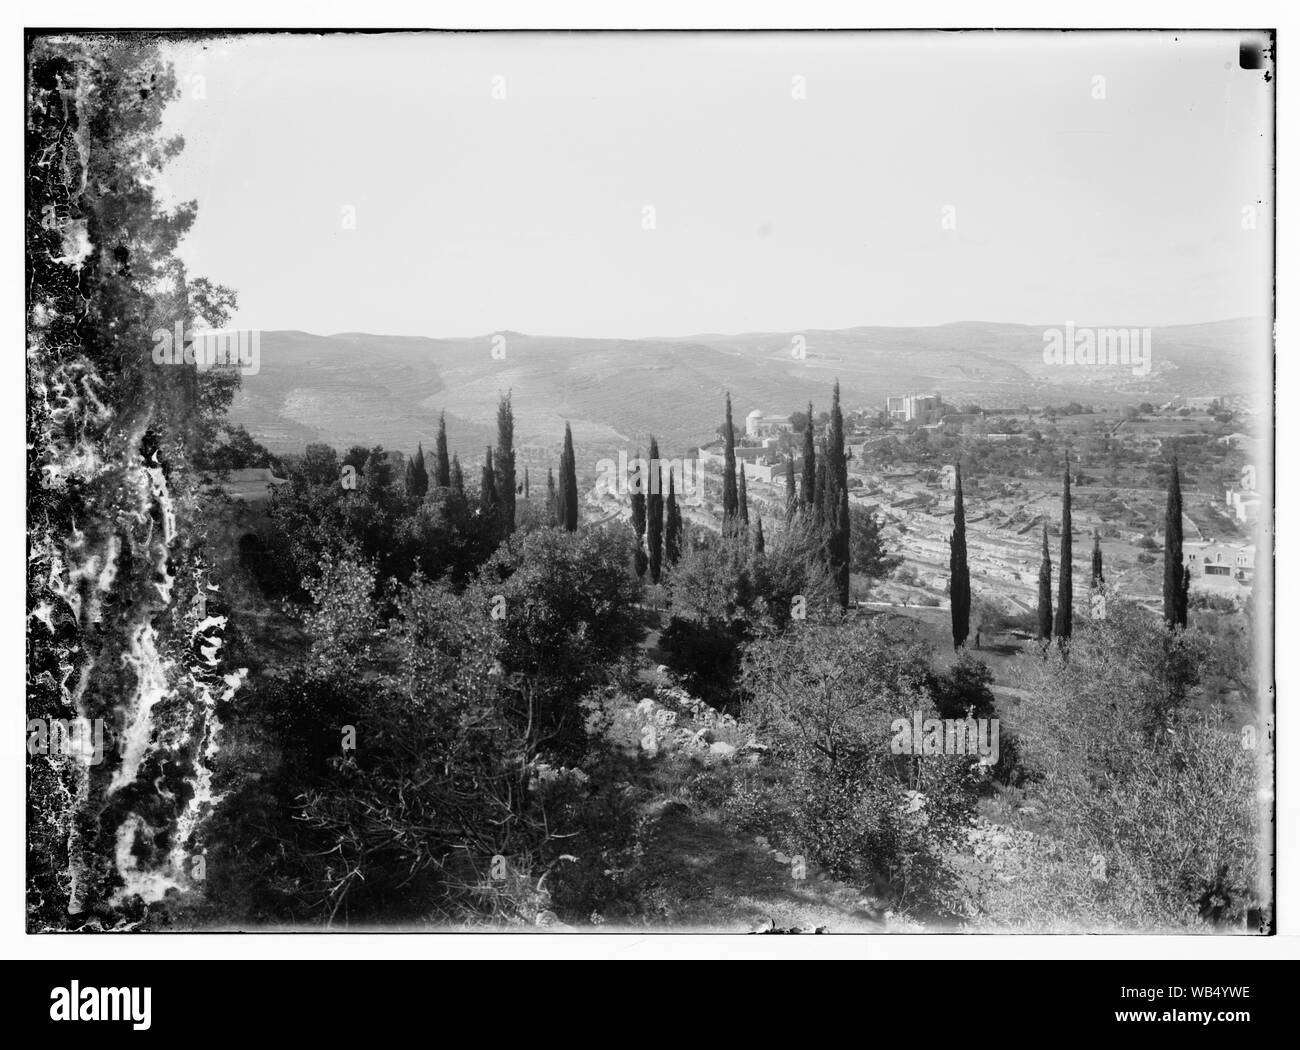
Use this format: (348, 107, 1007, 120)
(450, 453, 464, 496)
(496, 392, 516, 534)
(800, 402, 816, 506)
(785, 455, 796, 518)
(647, 436, 664, 582)
(824, 380, 851, 608)
(560, 423, 578, 532)
(738, 463, 749, 527)
(479, 447, 499, 527)
(813, 444, 827, 529)
(524, 467, 530, 500)
(547, 467, 559, 525)
(948, 462, 971, 649)
(722, 393, 739, 522)
(665, 468, 683, 566)
(1163, 458, 1189, 628)
(630, 448, 648, 577)
(1054, 460, 1073, 642)
(1091, 530, 1104, 587)
(435, 412, 451, 488)
(754, 514, 765, 555)
(630, 448, 646, 542)
(408, 442, 428, 499)
(1037, 523, 1053, 644)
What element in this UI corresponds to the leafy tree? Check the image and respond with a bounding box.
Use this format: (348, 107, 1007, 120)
(471, 526, 641, 755)
(849, 504, 898, 578)
(201, 424, 283, 473)
(737, 617, 981, 916)
(1008, 603, 1254, 929)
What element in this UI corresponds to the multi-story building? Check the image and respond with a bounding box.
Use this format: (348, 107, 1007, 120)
(1183, 541, 1255, 584)
(885, 393, 941, 423)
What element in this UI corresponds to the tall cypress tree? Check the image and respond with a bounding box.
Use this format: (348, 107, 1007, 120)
(450, 452, 464, 496)
(824, 380, 851, 608)
(547, 467, 558, 525)
(1091, 530, 1104, 587)
(630, 448, 646, 541)
(1163, 457, 1189, 628)
(496, 392, 516, 534)
(647, 435, 664, 582)
(479, 447, 499, 528)
(785, 455, 796, 518)
(800, 402, 816, 507)
(560, 422, 578, 532)
(948, 462, 971, 649)
(754, 514, 765, 555)
(407, 441, 428, 499)
(738, 463, 749, 527)
(813, 444, 827, 530)
(524, 467, 530, 500)
(722, 393, 739, 522)
(1054, 460, 1073, 643)
(435, 411, 451, 488)
(665, 468, 683, 566)
(630, 448, 648, 577)
(1037, 523, 1054, 644)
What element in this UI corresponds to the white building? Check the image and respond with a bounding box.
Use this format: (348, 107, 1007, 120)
(745, 409, 794, 439)
(1226, 488, 1262, 524)
(885, 393, 941, 423)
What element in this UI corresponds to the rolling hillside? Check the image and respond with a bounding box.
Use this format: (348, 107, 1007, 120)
(229, 319, 1269, 472)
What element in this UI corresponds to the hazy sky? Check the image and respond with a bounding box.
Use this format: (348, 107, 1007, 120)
(158, 31, 1274, 338)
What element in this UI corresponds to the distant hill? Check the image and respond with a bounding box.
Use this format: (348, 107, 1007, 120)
(229, 319, 1269, 471)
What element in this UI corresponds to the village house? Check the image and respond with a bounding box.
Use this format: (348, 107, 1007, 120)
(1183, 540, 1255, 585)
